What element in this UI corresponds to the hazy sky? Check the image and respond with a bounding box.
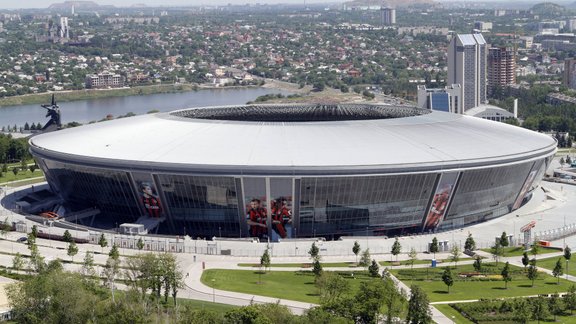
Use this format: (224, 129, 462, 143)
(1, 0, 346, 9)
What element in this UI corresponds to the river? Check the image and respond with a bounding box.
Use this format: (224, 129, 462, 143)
(0, 87, 290, 129)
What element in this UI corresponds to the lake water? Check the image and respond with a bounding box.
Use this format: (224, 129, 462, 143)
(0, 87, 290, 128)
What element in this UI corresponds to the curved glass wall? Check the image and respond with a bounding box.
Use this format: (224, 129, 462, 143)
(39, 159, 141, 225)
(155, 174, 241, 237)
(443, 161, 535, 229)
(34, 156, 550, 238)
(298, 174, 438, 238)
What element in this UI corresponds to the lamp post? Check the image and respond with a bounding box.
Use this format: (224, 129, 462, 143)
(211, 279, 216, 303)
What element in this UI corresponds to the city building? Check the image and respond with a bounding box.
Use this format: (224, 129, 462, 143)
(416, 84, 462, 114)
(564, 58, 576, 90)
(487, 47, 516, 97)
(380, 7, 396, 26)
(59, 17, 69, 39)
(474, 21, 492, 32)
(85, 73, 124, 89)
(29, 104, 555, 239)
(448, 33, 487, 111)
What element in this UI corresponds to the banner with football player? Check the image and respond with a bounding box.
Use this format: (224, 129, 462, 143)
(132, 173, 163, 218)
(422, 172, 459, 232)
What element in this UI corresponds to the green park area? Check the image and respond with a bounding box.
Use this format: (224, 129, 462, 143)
(390, 262, 573, 303)
(237, 262, 356, 268)
(0, 160, 44, 185)
(538, 255, 576, 277)
(480, 245, 561, 257)
(202, 269, 371, 304)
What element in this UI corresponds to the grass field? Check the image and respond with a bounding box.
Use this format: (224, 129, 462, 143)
(480, 246, 561, 257)
(391, 263, 575, 302)
(237, 262, 356, 268)
(201, 269, 372, 304)
(433, 304, 473, 324)
(537, 255, 576, 277)
(0, 160, 44, 185)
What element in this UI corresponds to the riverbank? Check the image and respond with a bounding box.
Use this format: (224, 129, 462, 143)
(0, 83, 266, 108)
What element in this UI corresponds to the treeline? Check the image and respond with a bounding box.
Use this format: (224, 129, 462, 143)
(0, 133, 30, 163)
(493, 85, 576, 134)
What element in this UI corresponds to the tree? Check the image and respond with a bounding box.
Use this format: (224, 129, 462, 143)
(522, 252, 530, 270)
(430, 237, 439, 259)
(98, 233, 108, 252)
(63, 230, 72, 243)
(527, 260, 539, 287)
(382, 276, 406, 324)
(109, 244, 119, 261)
(67, 241, 78, 262)
(464, 233, 476, 251)
(102, 257, 120, 304)
(406, 285, 432, 324)
(31, 225, 38, 238)
(81, 251, 95, 278)
(260, 248, 271, 273)
(441, 267, 454, 293)
(368, 259, 380, 277)
(553, 258, 564, 284)
(352, 241, 360, 265)
(408, 248, 418, 272)
(136, 237, 144, 250)
(359, 248, 371, 268)
(491, 241, 503, 266)
(500, 231, 509, 249)
(449, 245, 461, 268)
(564, 285, 576, 314)
(391, 238, 401, 262)
(501, 262, 512, 289)
(531, 242, 540, 260)
(12, 253, 24, 272)
(565, 246, 572, 273)
(473, 256, 482, 272)
(312, 259, 323, 277)
(309, 242, 320, 262)
(513, 298, 532, 324)
(315, 272, 350, 304)
(531, 295, 550, 323)
(549, 293, 564, 322)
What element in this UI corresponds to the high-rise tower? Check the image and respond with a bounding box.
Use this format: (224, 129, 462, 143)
(380, 7, 396, 26)
(448, 33, 487, 111)
(487, 47, 516, 97)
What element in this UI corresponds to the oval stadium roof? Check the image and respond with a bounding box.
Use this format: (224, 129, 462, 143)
(30, 104, 556, 174)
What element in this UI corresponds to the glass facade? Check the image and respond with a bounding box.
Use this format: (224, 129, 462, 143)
(155, 174, 241, 237)
(444, 162, 535, 229)
(298, 174, 437, 238)
(36, 156, 549, 239)
(39, 159, 141, 225)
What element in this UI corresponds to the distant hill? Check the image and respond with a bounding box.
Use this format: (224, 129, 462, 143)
(48, 1, 113, 10)
(530, 2, 565, 15)
(344, 0, 435, 8)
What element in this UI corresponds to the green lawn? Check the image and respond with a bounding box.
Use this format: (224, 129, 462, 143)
(537, 255, 576, 277)
(178, 298, 237, 313)
(433, 304, 473, 324)
(0, 169, 43, 184)
(237, 262, 355, 268)
(380, 259, 432, 267)
(447, 300, 576, 324)
(480, 246, 561, 257)
(201, 269, 371, 304)
(391, 263, 574, 302)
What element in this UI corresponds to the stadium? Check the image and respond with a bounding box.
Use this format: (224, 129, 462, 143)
(29, 103, 556, 240)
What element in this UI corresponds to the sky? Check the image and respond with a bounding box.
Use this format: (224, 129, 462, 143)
(0, 0, 346, 9)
